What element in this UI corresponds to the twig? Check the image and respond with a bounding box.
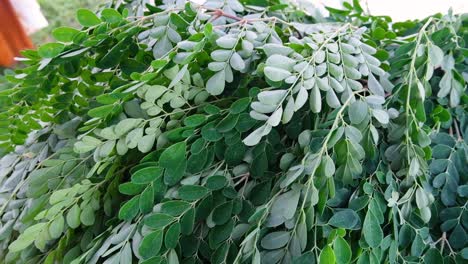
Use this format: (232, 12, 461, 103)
(453, 120, 462, 141)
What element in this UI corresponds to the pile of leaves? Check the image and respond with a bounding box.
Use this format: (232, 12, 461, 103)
(0, 0, 467, 263)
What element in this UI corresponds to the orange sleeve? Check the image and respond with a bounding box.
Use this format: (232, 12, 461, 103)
(0, 0, 34, 67)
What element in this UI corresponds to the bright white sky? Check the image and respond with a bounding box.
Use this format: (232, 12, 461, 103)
(312, 0, 468, 21)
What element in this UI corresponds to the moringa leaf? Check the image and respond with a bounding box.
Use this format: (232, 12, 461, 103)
(160, 142, 187, 186)
(206, 71, 226, 96)
(76, 8, 101, 27)
(178, 185, 209, 201)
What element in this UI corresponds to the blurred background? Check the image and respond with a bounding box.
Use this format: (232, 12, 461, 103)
(0, 0, 104, 69)
(31, 0, 106, 44)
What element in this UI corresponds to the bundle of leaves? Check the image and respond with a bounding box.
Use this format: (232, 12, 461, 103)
(0, 0, 467, 263)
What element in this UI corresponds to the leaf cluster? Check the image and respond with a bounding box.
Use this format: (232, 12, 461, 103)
(0, 1, 467, 264)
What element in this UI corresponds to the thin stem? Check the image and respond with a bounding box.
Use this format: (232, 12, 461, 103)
(453, 120, 462, 141)
(403, 18, 433, 177)
(282, 90, 362, 258)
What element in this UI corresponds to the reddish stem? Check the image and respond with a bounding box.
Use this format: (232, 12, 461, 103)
(209, 8, 243, 22)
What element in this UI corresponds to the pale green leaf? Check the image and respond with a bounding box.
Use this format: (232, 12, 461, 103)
(264, 67, 291, 82)
(261, 231, 290, 249)
(206, 70, 226, 96)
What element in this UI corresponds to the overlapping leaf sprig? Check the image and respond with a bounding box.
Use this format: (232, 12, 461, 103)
(0, 1, 467, 263)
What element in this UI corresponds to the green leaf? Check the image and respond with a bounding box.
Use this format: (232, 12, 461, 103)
(76, 8, 101, 27)
(449, 224, 466, 249)
(139, 230, 163, 259)
(263, 43, 293, 56)
(230, 52, 245, 71)
(212, 201, 233, 225)
(160, 201, 191, 216)
(8, 223, 46, 252)
(409, 158, 420, 177)
(49, 215, 64, 239)
(438, 71, 451, 98)
(96, 36, 132, 68)
(145, 213, 175, 229)
(140, 186, 154, 213)
(204, 23, 213, 36)
(230, 98, 250, 114)
(428, 44, 444, 66)
(363, 209, 383, 248)
(164, 222, 181, 249)
(170, 13, 189, 29)
(367, 73, 385, 97)
(310, 85, 322, 113)
(328, 209, 360, 229)
(38, 43, 65, 58)
(261, 231, 290, 249)
(264, 66, 291, 81)
(217, 114, 239, 133)
(66, 204, 81, 229)
(202, 122, 223, 141)
(461, 248, 468, 260)
(211, 50, 230, 62)
(119, 182, 146, 195)
(423, 248, 443, 263)
(411, 234, 425, 256)
(119, 195, 140, 221)
(243, 125, 267, 146)
(80, 206, 95, 226)
(348, 101, 368, 124)
(88, 105, 114, 118)
(322, 155, 336, 178)
(184, 114, 206, 127)
(356, 252, 369, 264)
(372, 27, 386, 40)
(271, 190, 300, 221)
(267, 107, 283, 126)
(160, 142, 187, 186)
(206, 71, 225, 96)
(50, 189, 69, 204)
(206, 175, 227, 190)
(334, 236, 351, 264)
(131, 167, 163, 184)
(319, 245, 336, 264)
(209, 219, 234, 246)
(178, 185, 209, 201)
(204, 104, 221, 115)
(138, 134, 156, 153)
(101, 8, 122, 23)
(372, 109, 389, 124)
(266, 54, 296, 70)
(180, 208, 195, 235)
(216, 35, 237, 49)
(225, 143, 246, 165)
(52, 27, 79, 42)
(168, 249, 179, 264)
(415, 187, 429, 209)
(293, 252, 316, 264)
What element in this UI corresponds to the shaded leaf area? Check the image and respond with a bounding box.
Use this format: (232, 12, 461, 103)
(0, 0, 467, 264)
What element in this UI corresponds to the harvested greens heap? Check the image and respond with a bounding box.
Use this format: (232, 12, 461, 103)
(0, 0, 467, 263)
